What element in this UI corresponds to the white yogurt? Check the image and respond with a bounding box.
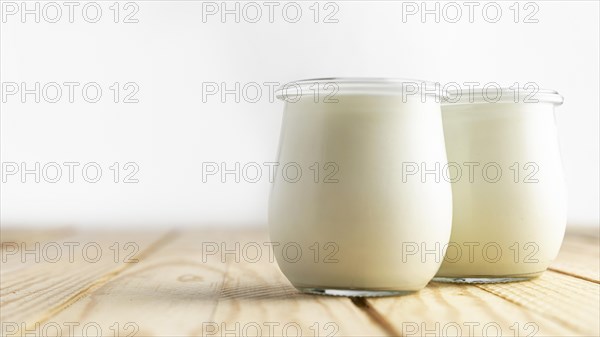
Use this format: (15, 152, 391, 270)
(269, 78, 452, 296)
(436, 88, 567, 282)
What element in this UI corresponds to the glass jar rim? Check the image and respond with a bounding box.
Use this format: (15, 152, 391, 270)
(443, 88, 564, 105)
(275, 77, 445, 100)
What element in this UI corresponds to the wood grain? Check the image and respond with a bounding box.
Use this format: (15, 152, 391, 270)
(0, 230, 169, 335)
(550, 228, 600, 282)
(1, 228, 74, 274)
(368, 280, 576, 336)
(476, 271, 600, 335)
(41, 230, 227, 337)
(41, 229, 387, 336)
(1, 226, 598, 337)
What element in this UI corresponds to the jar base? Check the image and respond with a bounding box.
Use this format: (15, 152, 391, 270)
(297, 287, 414, 297)
(433, 273, 542, 284)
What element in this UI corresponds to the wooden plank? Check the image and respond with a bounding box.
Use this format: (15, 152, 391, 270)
(44, 229, 232, 337)
(2, 227, 598, 336)
(545, 226, 599, 282)
(0, 229, 169, 336)
(476, 271, 600, 336)
(368, 279, 576, 337)
(1, 228, 74, 275)
(40, 229, 387, 336)
(550, 237, 599, 283)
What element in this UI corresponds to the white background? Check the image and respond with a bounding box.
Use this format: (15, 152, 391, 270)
(1, 0, 598, 228)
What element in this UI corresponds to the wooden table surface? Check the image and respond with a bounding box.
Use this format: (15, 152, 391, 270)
(1, 227, 598, 337)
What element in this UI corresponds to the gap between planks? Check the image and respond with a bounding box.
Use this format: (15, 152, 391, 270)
(547, 267, 600, 284)
(351, 297, 404, 337)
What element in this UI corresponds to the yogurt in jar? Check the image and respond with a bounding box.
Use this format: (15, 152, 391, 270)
(436, 88, 567, 282)
(269, 78, 453, 296)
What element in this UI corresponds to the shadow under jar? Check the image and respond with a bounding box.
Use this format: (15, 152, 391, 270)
(435, 88, 567, 283)
(268, 78, 453, 297)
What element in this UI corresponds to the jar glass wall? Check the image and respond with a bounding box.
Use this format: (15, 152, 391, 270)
(269, 78, 453, 296)
(435, 88, 567, 283)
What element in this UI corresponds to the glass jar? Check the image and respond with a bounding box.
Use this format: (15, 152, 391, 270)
(269, 78, 452, 296)
(435, 88, 567, 283)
